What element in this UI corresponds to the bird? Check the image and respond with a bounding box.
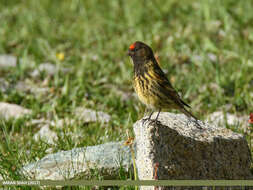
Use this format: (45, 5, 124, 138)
(127, 41, 201, 127)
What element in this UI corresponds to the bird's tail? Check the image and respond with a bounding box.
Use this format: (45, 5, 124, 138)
(179, 107, 202, 129)
(179, 107, 198, 121)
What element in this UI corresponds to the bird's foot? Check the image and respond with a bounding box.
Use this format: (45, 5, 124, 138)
(142, 118, 149, 125)
(148, 119, 161, 125)
(142, 118, 161, 126)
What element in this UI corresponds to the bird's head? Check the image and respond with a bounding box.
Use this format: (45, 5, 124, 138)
(127, 41, 154, 62)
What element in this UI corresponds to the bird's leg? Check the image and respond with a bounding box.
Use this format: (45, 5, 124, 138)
(142, 108, 146, 117)
(142, 111, 154, 125)
(149, 109, 161, 125)
(154, 109, 161, 122)
(141, 108, 148, 125)
(148, 111, 154, 120)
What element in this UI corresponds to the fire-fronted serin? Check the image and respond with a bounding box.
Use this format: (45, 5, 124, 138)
(128, 41, 201, 127)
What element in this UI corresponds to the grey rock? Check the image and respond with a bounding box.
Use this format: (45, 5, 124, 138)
(15, 81, 49, 95)
(29, 118, 50, 126)
(0, 54, 17, 68)
(0, 79, 49, 96)
(0, 102, 31, 120)
(0, 78, 9, 93)
(30, 118, 80, 145)
(22, 142, 132, 180)
(50, 118, 75, 129)
(219, 30, 226, 38)
(206, 111, 248, 128)
(133, 112, 252, 187)
(207, 53, 217, 62)
(30, 62, 70, 77)
(33, 125, 58, 145)
(31, 63, 56, 77)
(74, 108, 111, 123)
(29, 118, 75, 129)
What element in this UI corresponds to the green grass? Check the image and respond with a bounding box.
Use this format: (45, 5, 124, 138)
(0, 0, 253, 189)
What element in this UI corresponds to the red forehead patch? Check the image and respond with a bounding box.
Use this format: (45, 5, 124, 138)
(129, 43, 135, 50)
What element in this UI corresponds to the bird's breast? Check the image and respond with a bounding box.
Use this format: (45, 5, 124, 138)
(133, 73, 158, 109)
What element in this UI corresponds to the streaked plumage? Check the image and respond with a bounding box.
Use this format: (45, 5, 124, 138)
(128, 41, 199, 124)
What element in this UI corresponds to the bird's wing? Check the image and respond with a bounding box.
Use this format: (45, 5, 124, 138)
(149, 62, 191, 108)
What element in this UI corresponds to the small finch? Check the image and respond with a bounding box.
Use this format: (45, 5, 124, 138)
(127, 41, 200, 126)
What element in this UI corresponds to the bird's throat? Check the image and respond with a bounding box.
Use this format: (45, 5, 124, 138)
(133, 59, 149, 77)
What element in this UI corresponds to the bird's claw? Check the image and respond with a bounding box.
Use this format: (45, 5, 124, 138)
(142, 118, 161, 126)
(149, 119, 161, 125)
(142, 118, 149, 125)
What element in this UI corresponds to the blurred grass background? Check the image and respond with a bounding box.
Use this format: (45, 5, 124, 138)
(0, 0, 253, 185)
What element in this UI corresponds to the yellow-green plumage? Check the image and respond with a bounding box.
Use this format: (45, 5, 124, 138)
(133, 60, 181, 110)
(128, 41, 199, 122)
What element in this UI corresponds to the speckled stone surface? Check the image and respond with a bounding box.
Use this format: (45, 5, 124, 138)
(134, 112, 252, 186)
(22, 141, 131, 180)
